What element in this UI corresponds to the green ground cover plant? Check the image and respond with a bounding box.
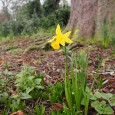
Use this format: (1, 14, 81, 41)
(0, 23, 114, 115)
(0, 65, 45, 114)
(34, 104, 45, 115)
(91, 92, 114, 114)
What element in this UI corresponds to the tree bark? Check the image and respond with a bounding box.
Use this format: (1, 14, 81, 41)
(67, 0, 115, 39)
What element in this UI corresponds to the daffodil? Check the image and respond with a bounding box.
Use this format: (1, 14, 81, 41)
(48, 24, 73, 50)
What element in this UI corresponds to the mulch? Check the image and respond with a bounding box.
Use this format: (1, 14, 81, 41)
(0, 38, 115, 114)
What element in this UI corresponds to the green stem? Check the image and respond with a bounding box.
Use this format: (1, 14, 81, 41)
(64, 46, 73, 108)
(65, 46, 68, 75)
(84, 93, 90, 115)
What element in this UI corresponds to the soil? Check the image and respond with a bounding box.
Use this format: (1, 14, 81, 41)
(0, 38, 115, 115)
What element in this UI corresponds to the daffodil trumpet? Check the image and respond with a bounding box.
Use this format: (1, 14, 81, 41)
(48, 24, 73, 50)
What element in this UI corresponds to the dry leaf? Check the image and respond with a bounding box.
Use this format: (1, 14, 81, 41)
(50, 103, 62, 111)
(10, 110, 24, 115)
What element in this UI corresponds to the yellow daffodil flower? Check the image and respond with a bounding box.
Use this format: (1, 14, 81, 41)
(48, 24, 73, 50)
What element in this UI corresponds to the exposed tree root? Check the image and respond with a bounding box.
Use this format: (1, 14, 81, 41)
(24, 36, 52, 53)
(24, 39, 84, 53)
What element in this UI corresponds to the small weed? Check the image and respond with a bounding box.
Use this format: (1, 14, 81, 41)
(34, 104, 45, 115)
(0, 65, 45, 114)
(91, 100, 114, 114)
(0, 36, 14, 43)
(49, 82, 64, 104)
(12, 49, 23, 55)
(93, 58, 107, 89)
(50, 110, 62, 115)
(90, 91, 114, 115)
(2, 45, 17, 51)
(3, 62, 10, 70)
(110, 50, 115, 55)
(10, 100, 26, 112)
(13, 65, 44, 100)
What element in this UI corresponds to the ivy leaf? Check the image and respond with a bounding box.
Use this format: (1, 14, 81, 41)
(101, 93, 113, 100)
(94, 92, 102, 98)
(21, 93, 32, 99)
(26, 87, 34, 93)
(109, 94, 115, 106)
(105, 107, 114, 114)
(35, 78, 42, 85)
(91, 101, 114, 114)
(27, 76, 35, 80)
(94, 92, 113, 100)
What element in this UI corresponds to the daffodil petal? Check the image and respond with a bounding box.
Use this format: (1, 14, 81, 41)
(56, 24, 61, 35)
(63, 31, 71, 38)
(51, 42, 60, 50)
(64, 38, 73, 43)
(48, 36, 56, 42)
(55, 36, 61, 43)
(60, 40, 65, 46)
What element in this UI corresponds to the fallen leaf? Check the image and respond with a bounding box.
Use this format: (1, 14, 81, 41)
(10, 110, 24, 115)
(50, 103, 62, 111)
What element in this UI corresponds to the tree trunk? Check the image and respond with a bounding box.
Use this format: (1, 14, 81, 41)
(67, 0, 115, 39)
(25, 0, 115, 52)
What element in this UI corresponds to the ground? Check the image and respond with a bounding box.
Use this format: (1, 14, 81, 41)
(0, 38, 115, 114)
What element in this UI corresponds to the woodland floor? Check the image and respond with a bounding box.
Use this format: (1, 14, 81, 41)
(0, 38, 115, 115)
